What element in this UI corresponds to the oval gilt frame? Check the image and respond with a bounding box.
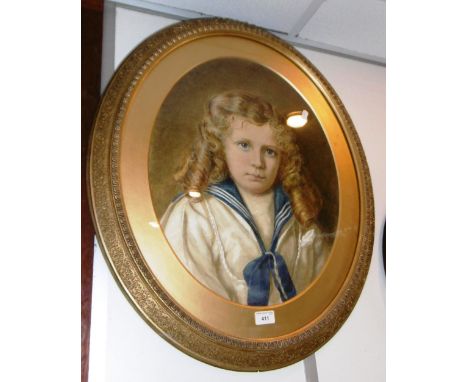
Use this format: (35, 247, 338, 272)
(88, 18, 374, 371)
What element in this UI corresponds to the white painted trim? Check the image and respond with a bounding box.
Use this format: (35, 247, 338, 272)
(272, 31, 386, 66)
(101, 1, 117, 91)
(107, 0, 385, 66)
(288, 0, 326, 37)
(109, 0, 206, 20)
(88, 240, 110, 382)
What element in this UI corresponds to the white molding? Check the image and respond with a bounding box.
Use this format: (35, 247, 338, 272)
(108, 0, 385, 66)
(288, 0, 326, 37)
(273, 31, 386, 66)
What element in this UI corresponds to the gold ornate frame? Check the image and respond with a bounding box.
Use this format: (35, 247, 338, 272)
(88, 18, 374, 371)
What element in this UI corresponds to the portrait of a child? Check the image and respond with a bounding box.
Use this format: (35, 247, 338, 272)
(161, 91, 331, 306)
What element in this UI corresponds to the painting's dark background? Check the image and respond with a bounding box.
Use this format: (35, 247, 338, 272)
(149, 58, 339, 233)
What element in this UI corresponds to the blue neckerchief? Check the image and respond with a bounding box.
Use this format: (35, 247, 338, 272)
(206, 178, 297, 306)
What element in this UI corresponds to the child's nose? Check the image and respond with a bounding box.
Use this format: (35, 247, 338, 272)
(251, 149, 265, 168)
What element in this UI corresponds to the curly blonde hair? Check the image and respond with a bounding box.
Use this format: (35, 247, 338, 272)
(175, 91, 322, 228)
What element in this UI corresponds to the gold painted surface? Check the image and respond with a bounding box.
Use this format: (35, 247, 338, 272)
(88, 18, 374, 371)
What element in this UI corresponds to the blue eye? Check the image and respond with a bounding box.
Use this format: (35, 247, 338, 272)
(237, 141, 250, 151)
(265, 148, 277, 157)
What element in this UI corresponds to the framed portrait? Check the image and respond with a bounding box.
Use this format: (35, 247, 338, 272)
(88, 18, 374, 371)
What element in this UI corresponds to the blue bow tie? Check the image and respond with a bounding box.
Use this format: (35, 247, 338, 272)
(243, 251, 296, 306)
(207, 179, 297, 306)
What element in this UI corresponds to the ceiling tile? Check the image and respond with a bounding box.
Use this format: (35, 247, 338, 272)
(299, 0, 385, 58)
(144, 0, 315, 33)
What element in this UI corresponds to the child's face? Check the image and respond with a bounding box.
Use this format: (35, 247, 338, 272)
(224, 117, 281, 196)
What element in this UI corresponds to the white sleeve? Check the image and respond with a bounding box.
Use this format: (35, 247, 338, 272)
(293, 224, 331, 292)
(160, 196, 230, 299)
(312, 229, 331, 278)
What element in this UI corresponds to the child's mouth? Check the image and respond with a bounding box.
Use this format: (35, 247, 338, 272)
(246, 173, 266, 180)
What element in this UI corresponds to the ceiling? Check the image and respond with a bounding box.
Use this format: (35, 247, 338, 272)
(111, 0, 385, 65)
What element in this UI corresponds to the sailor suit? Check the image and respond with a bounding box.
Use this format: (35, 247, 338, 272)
(161, 179, 329, 306)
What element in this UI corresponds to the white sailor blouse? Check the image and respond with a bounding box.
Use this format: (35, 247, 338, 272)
(161, 179, 330, 306)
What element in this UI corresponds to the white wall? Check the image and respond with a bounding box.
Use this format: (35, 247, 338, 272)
(89, 5, 385, 382)
(297, 49, 386, 382)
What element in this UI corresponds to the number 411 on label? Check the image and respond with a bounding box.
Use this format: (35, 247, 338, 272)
(255, 310, 275, 326)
